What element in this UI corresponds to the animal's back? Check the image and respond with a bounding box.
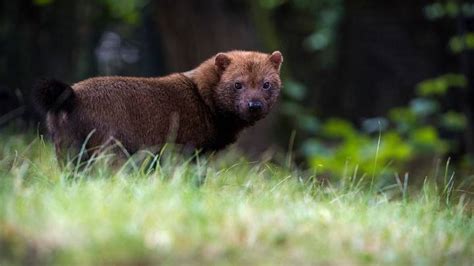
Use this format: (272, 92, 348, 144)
(47, 74, 215, 154)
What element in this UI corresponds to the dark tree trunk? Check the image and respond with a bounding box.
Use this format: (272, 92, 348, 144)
(152, 0, 260, 71)
(0, 0, 101, 125)
(457, 13, 474, 156)
(330, 0, 447, 122)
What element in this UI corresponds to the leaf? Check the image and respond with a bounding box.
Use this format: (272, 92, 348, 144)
(409, 98, 439, 118)
(33, 0, 54, 5)
(416, 74, 467, 96)
(361, 117, 388, 134)
(297, 115, 320, 133)
(258, 0, 286, 9)
(441, 111, 467, 131)
(301, 139, 331, 157)
(283, 80, 307, 101)
(322, 118, 357, 139)
(449, 33, 474, 53)
(409, 127, 447, 153)
(305, 31, 330, 51)
(388, 107, 416, 133)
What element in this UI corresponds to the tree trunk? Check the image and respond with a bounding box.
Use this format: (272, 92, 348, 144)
(0, 0, 101, 125)
(331, 0, 447, 122)
(457, 13, 474, 156)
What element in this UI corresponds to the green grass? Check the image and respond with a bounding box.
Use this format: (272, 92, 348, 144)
(1, 134, 473, 265)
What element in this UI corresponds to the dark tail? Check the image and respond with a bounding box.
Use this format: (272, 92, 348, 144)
(33, 79, 76, 114)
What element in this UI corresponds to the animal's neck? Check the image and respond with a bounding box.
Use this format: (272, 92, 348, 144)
(183, 58, 253, 151)
(183, 58, 219, 113)
(203, 113, 250, 151)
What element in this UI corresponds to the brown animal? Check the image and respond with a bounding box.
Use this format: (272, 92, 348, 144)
(34, 50, 283, 161)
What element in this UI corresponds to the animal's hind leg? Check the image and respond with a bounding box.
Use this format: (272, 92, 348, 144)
(85, 136, 134, 169)
(191, 151, 210, 186)
(53, 136, 87, 169)
(47, 114, 88, 168)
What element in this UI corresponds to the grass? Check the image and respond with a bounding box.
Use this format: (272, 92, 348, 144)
(0, 133, 473, 265)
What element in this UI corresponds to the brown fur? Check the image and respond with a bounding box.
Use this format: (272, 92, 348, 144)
(34, 50, 283, 160)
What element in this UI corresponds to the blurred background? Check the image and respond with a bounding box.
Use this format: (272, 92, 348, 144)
(1, 0, 474, 179)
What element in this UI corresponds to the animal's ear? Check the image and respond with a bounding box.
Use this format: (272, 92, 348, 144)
(269, 51, 283, 71)
(215, 53, 231, 72)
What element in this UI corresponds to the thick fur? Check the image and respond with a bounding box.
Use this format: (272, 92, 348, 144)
(36, 50, 283, 159)
(34, 79, 76, 114)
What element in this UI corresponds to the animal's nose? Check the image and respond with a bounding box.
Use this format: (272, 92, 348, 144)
(248, 100, 263, 112)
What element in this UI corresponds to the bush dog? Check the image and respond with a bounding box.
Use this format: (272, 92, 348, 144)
(34, 50, 283, 161)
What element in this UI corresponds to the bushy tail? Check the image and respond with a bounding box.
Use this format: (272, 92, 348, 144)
(33, 79, 76, 114)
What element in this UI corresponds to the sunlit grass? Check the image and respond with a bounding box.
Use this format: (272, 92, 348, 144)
(0, 133, 473, 265)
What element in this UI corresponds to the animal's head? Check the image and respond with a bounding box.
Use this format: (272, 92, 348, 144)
(212, 50, 283, 123)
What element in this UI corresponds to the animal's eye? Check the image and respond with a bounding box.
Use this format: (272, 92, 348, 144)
(263, 82, 271, 90)
(234, 82, 243, 90)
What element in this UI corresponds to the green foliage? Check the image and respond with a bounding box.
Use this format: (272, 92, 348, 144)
(258, 0, 285, 9)
(410, 98, 439, 117)
(279, 80, 320, 134)
(283, 79, 307, 101)
(449, 33, 474, 53)
(98, 0, 149, 24)
(256, 0, 344, 66)
(321, 118, 356, 139)
(306, 123, 413, 178)
(304, 2, 343, 52)
(424, 2, 474, 20)
(303, 117, 440, 178)
(417, 74, 467, 96)
(424, 2, 474, 54)
(32, 0, 148, 24)
(441, 111, 467, 131)
(33, 0, 54, 6)
(300, 71, 468, 179)
(411, 126, 447, 152)
(264, 1, 471, 179)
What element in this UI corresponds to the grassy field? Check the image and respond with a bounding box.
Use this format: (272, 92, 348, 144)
(1, 133, 473, 265)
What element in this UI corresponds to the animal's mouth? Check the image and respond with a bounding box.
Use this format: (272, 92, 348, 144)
(236, 103, 267, 122)
(241, 111, 266, 123)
